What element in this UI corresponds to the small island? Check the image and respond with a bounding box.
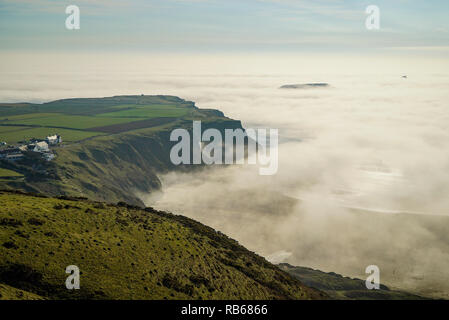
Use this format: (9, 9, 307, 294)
(279, 83, 329, 89)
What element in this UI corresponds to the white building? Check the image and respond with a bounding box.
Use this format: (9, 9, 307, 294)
(5, 153, 24, 161)
(0, 148, 23, 161)
(46, 134, 62, 145)
(33, 141, 49, 153)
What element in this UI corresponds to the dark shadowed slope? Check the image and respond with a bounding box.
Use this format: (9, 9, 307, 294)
(279, 263, 427, 300)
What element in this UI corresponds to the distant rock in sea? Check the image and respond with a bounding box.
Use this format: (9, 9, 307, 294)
(279, 83, 329, 89)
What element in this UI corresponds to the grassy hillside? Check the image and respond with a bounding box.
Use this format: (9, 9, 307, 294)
(0, 168, 23, 178)
(278, 263, 426, 300)
(0, 191, 325, 300)
(0, 95, 242, 205)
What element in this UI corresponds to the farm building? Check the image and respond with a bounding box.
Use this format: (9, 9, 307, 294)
(46, 134, 62, 145)
(33, 141, 50, 152)
(0, 148, 24, 161)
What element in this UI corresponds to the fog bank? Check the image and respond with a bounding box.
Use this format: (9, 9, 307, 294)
(2, 52, 449, 298)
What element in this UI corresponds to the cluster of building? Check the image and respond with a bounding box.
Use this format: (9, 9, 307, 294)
(0, 134, 62, 162)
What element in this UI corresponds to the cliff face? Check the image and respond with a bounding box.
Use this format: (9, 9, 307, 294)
(1, 118, 244, 206)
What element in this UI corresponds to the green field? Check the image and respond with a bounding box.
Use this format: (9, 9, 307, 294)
(0, 113, 59, 122)
(0, 126, 30, 134)
(97, 104, 189, 118)
(0, 97, 196, 144)
(0, 126, 102, 143)
(1, 114, 141, 130)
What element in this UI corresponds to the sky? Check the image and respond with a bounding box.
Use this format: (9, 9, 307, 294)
(0, 0, 449, 54)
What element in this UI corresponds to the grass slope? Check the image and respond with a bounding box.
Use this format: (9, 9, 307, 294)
(0, 191, 325, 300)
(0, 283, 44, 300)
(0, 168, 23, 178)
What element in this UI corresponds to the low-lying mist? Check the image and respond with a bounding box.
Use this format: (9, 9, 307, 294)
(2, 52, 449, 298)
(140, 62, 449, 298)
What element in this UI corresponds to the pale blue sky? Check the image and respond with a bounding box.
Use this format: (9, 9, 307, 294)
(0, 0, 448, 53)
